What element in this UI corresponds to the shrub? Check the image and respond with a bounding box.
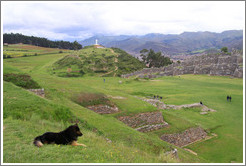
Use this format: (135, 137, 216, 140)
(59, 50, 63, 53)
(221, 47, 228, 53)
(72, 92, 112, 107)
(3, 73, 41, 89)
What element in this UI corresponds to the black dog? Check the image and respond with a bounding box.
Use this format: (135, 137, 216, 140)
(33, 124, 86, 147)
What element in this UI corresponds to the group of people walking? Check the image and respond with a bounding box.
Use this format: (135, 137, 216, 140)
(227, 95, 232, 102)
(154, 95, 163, 100)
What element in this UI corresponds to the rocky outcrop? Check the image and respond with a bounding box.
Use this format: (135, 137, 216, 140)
(160, 127, 207, 147)
(122, 53, 243, 78)
(118, 111, 168, 132)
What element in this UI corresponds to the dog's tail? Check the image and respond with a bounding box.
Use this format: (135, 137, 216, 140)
(33, 136, 43, 147)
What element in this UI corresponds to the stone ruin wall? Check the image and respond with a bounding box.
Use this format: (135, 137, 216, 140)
(160, 127, 207, 147)
(122, 53, 243, 78)
(118, 111, 168, 132)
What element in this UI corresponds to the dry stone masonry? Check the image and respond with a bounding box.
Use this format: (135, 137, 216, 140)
(137, 97, 216, 114)
(122, 53, 243, 78)
(160, 127, 207, 147)
(118, 111, 168, 132)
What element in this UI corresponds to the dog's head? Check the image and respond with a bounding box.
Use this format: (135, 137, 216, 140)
(71, 123, 83, 137)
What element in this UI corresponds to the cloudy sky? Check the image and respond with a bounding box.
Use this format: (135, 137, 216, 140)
(2, 1, 245, 41)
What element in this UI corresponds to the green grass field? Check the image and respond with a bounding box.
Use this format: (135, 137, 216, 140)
(3, 44, 71, 58)
(2, 45, 243, 163)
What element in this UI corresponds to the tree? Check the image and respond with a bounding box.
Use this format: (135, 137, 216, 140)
(73, 41, 82, 50)
(140, 49, 149, 63)
(139, 49, 172, 68)
(221, 47, 228, 53)
(3, 33, 83, 50)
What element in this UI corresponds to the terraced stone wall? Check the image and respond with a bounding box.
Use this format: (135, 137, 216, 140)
(122, 53, 243, 78)
(118, 111, 168, 132)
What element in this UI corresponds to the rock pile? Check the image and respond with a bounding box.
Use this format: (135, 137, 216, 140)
(28, 88, 45, 97)
(87, 104, 119, 114)
(160, 127, 207, 147)
(122, 53, 243, 78)
(118, 111, 168, 132)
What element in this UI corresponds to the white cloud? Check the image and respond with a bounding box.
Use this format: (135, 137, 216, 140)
(2, 1, 245, 40)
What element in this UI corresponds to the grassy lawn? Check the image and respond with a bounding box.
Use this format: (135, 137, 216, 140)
(2, 47, 243, 163)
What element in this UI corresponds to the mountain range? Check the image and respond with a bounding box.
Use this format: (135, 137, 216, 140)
(79, 30, 243, 59)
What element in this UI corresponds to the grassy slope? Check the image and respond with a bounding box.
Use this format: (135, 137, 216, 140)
(3, 51, 204, 163)
(51, 46, 145, 77)
(3, 82, 178, 163)
(3, 46, 243, 163)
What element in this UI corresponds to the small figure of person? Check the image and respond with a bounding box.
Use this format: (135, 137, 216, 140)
(160, 96, 163, 100)
(229, 96, 231, 102)
(157, 95, 159, 99)
(227, 95, 229, 102)
(154, 95, 156, 99)
(103, 78, 105, 83)
(200, 101, 203, 105)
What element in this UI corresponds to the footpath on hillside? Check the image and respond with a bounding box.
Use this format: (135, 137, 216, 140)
(100, 48, 119, 77)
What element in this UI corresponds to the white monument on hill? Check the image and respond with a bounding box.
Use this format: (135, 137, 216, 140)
(94, 39, 105, 48)
(95, 39, 99, 45)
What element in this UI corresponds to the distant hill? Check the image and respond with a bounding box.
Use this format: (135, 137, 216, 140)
(80, 30, 243, 57)
(51, 46, 145, 77)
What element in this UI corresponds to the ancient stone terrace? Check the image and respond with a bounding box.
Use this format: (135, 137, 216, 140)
(122, 53, 243, 78)
(118, 111, 168, 132)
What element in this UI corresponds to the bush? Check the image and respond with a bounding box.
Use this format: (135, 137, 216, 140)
(221, 47, 228, 53)
(59, 50, 63, 53)
(72, 92, 112, 107)
(3, 73, 41, 89)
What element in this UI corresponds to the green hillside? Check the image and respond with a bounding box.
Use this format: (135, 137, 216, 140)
(51, 46, 145, 77)
(2, 45, 243, 163)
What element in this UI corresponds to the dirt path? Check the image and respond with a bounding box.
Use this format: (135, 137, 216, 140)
(113, 49, 118, 77)
(100, 49, 119, 77)
(183, 148, 197, 155)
